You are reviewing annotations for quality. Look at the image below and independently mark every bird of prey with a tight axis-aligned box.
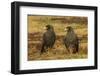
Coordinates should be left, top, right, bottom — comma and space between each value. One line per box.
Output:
41, 25, 56, 54
63, 26, 79, 54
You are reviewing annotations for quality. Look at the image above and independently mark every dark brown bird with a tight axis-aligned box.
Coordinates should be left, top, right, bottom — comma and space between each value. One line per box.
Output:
63, 26, 79, 54
41, 25, 56, 54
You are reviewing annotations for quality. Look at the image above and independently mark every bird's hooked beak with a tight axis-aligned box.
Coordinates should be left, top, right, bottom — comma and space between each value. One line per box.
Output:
43, 26, 47, 33
64, 27, 67, 31
43, 26, 47, 30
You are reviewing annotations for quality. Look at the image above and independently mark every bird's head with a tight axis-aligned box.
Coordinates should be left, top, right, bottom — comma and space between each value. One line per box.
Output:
64, 26, 73, 32
44, 25, 54, 31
